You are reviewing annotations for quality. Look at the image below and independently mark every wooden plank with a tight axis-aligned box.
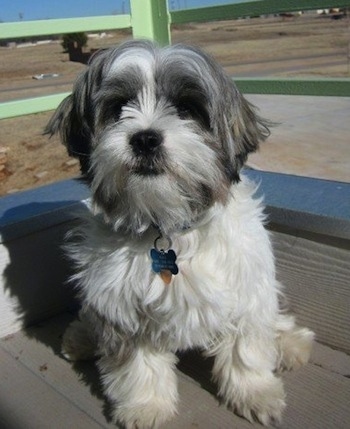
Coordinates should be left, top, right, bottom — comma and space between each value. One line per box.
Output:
270, 227, 350, 353
1, 314, 248, 429
282, 364, 350, 428
0, 223, 77, 337
1, 316, 115, 428
236, 78, 350, 97
310, 342, 350, 376
130, 0, 170, 46
0, 15, 131, 39
0, 181, 89, 337
2, 78, 350, 120
246, 169, 350, 240
170, 0, 350, 24
2, 313, 349, 429
0, 93, 71, 120
0, 178, 90, 243
0, 347, 109, 429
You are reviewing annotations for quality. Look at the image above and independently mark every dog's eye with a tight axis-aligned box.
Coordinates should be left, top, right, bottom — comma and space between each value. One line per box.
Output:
176, 101, 193, 118
176, 99, 210, 129
114, 101, 127, 120
100, 98, 130, 123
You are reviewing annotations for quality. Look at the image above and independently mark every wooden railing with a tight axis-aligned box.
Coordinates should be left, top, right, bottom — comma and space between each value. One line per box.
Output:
0, 0, 350, 119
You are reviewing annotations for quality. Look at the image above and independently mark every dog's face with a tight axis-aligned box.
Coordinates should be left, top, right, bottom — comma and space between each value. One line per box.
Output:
46, 40, 269, 235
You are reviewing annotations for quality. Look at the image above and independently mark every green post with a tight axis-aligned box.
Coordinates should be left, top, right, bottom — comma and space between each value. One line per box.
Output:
130, 0, 171, 45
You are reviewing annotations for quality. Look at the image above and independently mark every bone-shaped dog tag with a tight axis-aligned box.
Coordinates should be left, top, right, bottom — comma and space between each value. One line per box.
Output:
151, 236, 178, 285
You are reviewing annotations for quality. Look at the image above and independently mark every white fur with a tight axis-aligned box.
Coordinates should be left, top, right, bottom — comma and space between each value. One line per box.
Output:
64, 177, 314, 427
49, 41, 315, 429
69, 179, 272, 346
99, 347, 178, 428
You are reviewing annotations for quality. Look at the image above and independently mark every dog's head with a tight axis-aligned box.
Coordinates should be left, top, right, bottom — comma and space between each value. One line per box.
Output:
46, 40, 269, 234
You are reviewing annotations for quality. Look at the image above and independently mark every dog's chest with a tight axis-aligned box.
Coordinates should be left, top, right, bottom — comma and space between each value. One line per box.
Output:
150, 242, 235, 348
79, 229, 236, 350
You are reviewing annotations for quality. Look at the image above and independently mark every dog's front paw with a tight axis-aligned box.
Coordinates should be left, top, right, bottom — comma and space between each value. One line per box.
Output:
112, 398, 177, 429
100, 349, 178, 428
225, 373, 286, 426
277, 326, 314, 372
62, 319, 96, 361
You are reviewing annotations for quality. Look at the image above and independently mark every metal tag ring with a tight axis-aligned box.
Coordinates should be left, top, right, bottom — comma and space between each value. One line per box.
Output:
154, 235, 172, 252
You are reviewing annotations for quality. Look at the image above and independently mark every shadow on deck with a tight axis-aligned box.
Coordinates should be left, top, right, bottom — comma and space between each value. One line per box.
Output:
1, 311, 350, 429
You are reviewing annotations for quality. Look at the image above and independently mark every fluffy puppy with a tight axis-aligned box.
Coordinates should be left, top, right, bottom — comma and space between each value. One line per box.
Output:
46, 40, 314, 428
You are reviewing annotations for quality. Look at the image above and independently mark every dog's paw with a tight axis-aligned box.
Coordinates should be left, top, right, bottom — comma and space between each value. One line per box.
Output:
277, 326, 315, 372
112, 398, 177, 429
61, 319, 96, 361
100, 348, 178, 428
226, 374, 286, 426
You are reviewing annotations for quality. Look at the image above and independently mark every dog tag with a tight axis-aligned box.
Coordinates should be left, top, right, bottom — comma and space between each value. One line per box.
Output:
151, 236, 179, 285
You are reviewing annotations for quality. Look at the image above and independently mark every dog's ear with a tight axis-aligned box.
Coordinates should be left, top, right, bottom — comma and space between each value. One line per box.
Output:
220, 84, 271, 182
44, 70, 93, 177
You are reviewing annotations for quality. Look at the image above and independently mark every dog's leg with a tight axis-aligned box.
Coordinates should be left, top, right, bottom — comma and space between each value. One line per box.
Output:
98, 346, 178, 429
210, 328, 286, 426
211, 313, 314, 426
61, 316, 97, 361
275, 313, 314, 372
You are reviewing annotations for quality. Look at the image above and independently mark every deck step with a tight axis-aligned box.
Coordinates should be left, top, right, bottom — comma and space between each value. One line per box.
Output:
1, 313, 349, 429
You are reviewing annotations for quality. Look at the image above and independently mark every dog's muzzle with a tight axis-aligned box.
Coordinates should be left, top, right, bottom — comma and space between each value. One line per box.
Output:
130, 130, 163, 156
129, 129, 165, 175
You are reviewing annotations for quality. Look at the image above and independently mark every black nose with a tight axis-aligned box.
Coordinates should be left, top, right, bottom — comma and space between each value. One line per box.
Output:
130, 130, 163, 156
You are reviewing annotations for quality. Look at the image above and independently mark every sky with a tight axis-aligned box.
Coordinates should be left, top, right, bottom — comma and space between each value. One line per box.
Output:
1, 0, 245, 23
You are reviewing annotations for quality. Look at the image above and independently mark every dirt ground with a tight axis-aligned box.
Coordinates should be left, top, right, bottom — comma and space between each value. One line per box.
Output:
0, 13, 349, 195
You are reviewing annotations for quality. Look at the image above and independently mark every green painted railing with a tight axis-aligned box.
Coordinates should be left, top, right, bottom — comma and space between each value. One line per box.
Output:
171, 0, 350, 23
0, 15, 132, 39
0, 0, 350, 120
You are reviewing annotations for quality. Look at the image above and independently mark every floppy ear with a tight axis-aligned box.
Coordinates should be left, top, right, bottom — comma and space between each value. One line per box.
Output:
232, 94, 271, 168
44, 71, 93, 177
218, 82, 271, 182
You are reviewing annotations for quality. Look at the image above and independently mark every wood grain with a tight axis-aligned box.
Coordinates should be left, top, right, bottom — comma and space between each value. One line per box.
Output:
270, 227, 350, 353
1, 313, 349, 429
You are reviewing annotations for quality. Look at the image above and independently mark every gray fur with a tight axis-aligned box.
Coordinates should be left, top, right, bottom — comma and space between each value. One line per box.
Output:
46, 40, 269, 181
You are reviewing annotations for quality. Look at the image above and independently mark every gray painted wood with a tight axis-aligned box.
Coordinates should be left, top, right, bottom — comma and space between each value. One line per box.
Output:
1, 313, 349, 429
270, 227, 350, 354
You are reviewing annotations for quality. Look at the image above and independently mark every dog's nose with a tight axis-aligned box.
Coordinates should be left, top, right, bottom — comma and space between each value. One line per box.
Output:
130, 130, 163, 156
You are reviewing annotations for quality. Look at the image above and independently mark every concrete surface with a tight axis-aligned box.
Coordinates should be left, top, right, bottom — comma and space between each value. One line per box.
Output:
246, 94, 350, 183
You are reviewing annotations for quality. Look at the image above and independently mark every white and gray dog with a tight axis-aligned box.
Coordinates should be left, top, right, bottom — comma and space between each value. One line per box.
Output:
46, 40, 314, 428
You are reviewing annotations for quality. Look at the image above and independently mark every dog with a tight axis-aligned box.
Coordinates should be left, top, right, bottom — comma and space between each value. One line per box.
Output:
46, 40, 314, 428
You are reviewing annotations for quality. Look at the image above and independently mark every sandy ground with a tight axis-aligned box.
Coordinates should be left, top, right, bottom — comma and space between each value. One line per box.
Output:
0, 13, 349, 195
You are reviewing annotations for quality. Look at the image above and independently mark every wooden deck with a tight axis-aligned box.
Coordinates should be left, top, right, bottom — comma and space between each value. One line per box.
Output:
1, 312, 349, 429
